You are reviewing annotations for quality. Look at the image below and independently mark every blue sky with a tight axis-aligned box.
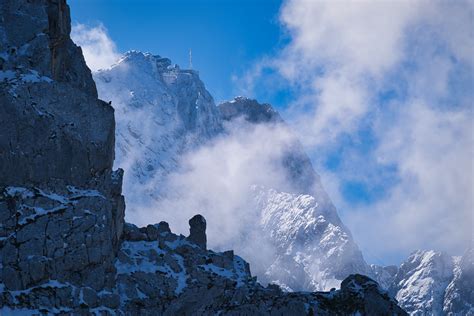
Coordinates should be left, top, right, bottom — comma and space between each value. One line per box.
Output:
70, 0, 473, 265
69, 0, 284, 104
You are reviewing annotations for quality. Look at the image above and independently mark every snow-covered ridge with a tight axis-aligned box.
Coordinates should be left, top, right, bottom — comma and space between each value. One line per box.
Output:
94, 50, 222, 203
254, 186, 371, 291
371, 248, 474, 315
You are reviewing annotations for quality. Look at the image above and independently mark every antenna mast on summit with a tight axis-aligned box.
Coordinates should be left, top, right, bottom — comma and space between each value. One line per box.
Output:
189, 49, 193, 69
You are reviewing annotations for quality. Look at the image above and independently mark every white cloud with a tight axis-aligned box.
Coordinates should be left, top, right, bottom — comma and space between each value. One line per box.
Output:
129, 120, 299, 242
344, 101, 473, 261
279, 0, 418, 77
241, 0, 474, 262
71, 23, 120, 72
120, 117, 304, 278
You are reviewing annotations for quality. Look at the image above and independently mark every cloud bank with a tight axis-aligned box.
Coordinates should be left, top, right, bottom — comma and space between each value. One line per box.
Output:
241, 0, 473, 263
71, 23, 120, 72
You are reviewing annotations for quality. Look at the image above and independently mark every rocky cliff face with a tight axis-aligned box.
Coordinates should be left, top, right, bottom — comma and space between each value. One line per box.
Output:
0, 0, 124, 312
0, 0, 113, 187
0, 0, 407, 315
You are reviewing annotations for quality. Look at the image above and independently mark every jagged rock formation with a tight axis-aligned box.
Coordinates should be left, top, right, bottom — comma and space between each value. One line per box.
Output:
0, 0, 408, 315
115, 219, 406, 315
219, 96, 283, 124
372, 249, 474, 315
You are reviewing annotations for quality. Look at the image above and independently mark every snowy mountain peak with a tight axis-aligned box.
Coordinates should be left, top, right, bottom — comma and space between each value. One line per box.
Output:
94, 51, 221, 198
219, 96, 282, 124
116, 50, 173, 71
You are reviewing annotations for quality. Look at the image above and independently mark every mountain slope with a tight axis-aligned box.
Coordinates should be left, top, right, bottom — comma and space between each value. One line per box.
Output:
218, 97, 372, 291
443, 247, 474, 315
254, 187, 371, 291
95, 57, 373, 293
372, 248, 474, 315
93, 51, 222, 205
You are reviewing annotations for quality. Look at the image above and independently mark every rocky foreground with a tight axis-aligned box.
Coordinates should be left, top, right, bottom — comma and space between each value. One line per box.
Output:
0, 0, 407, 314
0, 184, 405, 315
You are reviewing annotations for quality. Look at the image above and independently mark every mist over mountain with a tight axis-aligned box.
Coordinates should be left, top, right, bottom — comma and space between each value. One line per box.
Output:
93, 50, 473, 315
93, 53, 373, 293
1, 0, 472, 315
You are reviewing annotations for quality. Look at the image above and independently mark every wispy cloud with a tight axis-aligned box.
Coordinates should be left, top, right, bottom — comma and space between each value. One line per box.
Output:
240, 0, 474, 262
71, 23, 120, 72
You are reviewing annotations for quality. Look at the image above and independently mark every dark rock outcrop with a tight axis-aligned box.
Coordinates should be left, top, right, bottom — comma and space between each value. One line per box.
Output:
219, 96, 283, 124
113, 221, 407, 315
0, 0, 112, 188
187, 214, 207, 249
0, 0, 124, 312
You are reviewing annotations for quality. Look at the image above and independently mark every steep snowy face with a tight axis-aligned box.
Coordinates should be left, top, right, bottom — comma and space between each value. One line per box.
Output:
371, 248, 474, 316
218, 97, 371, 291
254, 187, 371, 291
93, 51, 222, 209
390, 250, 455, 315
443, 247, 474, 315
